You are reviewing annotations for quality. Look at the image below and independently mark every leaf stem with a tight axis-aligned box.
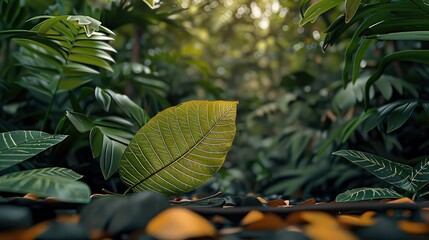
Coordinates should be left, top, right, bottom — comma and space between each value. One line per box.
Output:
40, 76, 62, 131
169, 191, 222, 203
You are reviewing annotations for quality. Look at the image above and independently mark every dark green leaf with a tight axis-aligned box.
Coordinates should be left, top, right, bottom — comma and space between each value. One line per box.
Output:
0, 167, 90, 203
105, 89, 148, 127
336, 187, 403, 202
368, 31, 429, 41
0, 131, 67, 171
65, 111, 94, 133
386, 101, 418, 133
364, 101, 403, 132
90, 127, 103, 159
333, 150, 413, 191
410, 158, 429, 191
100, 136, 127, 180
95, 87, 112, 112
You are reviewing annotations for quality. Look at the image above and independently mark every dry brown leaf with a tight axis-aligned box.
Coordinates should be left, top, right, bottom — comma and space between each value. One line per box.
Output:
145, 207, 217, 240
337, 211, 377, 227
387, 197, 415, 204
267, 199, 287, 207
298, 198, 317, 206
242, 212, 285, 231
398, 221, 429, 234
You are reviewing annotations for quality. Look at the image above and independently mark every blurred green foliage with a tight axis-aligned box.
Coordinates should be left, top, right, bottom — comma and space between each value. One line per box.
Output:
2, 0, 427, 200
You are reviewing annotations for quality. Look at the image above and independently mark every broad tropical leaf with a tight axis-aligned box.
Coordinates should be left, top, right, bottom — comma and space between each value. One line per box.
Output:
410, 158, 429, 191
0, 131, 67, 172
120, 100, 238, 195
336, 187, 403, 202
0, 167, 90, 203
333, 150, 413, 191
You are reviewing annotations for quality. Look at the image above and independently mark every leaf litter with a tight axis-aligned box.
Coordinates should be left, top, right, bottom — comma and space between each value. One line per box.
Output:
0, 191, 428, 239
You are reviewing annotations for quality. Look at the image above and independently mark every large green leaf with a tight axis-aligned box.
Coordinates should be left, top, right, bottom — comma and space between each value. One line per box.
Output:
410, 158, 429, 191
333, 150, 413, 191
120, 100, 238, 195
0, 131, 67, 172
336, 187, 403, 202
0, 167, 90, 203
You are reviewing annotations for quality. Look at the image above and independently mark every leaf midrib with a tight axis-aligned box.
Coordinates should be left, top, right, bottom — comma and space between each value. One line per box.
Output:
129, 103, 235, 191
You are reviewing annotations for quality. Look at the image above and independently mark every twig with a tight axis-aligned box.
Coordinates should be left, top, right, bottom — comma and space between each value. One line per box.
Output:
169, 191, 222, 204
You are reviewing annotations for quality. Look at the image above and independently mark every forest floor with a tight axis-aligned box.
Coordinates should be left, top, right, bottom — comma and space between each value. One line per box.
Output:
1, 192, 429, 239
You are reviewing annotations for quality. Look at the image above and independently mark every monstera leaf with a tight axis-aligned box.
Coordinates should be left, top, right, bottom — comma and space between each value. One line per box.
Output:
0, 131, 67, 172
120, 100, 238, 195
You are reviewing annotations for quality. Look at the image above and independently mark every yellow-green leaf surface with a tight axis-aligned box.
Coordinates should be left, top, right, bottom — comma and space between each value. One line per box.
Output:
345, 0, 361, 23
120, 100, 238, 195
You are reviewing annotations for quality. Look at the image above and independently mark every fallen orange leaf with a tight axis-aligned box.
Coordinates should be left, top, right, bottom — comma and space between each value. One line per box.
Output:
387, 197, 415, 204
241, 211, 285, 231
241, 210, 264, 226
422, 209, 429, 223
256, 197, 268, 204
23, 193, 39, 201
145, 207, 217, 240
287, 211, 359, 240
0, 221, 50, 240
305, 225, 359, 240
56, 214, 80, 223
286, 211, 339, 228
398, 221, 429, 234
338, 215, 376, 227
